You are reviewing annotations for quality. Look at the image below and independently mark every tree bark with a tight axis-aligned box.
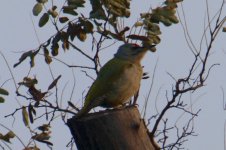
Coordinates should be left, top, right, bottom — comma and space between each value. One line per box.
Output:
67, 106, 159, 150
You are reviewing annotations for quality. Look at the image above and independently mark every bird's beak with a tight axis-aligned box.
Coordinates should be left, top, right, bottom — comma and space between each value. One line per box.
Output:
141, 44, 156, 52
132, 46, 148, 55
135, 45, 156, 53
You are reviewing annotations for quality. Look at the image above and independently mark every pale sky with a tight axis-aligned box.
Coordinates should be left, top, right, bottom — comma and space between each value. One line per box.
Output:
1, 0, 226, 150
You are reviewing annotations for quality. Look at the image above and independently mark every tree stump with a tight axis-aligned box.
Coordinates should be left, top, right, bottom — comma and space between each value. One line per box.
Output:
67, 106, 159, 150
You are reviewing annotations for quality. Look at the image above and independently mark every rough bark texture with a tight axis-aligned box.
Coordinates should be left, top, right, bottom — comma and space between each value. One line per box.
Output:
67, 106, 159, 150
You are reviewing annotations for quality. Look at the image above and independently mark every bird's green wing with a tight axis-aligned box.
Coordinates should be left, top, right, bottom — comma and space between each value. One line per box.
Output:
84, 58, 132, 108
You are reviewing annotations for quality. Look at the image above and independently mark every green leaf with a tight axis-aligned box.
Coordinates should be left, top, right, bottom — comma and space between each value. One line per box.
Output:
30, 55, 35, 67
77, 30, 87, 41
59, 17, 69, 23
39, 13, 49, 27
165, 0, 183, 7
48, 75, 61, 90
134, 21, 143, 27
33, 3, 43, 16
62, 40, 70, 50
32, 132, 51, 141
14, 50, 33, 67
38, 124, 50, 132
52, 32, 61, 44
101, 0, 131, 18
22, 106, 29, 127
18, 77, 38, 88
83, 21, 94, 33
152, 36, 161, 44
28, 104, 35, 124
63, 7, 78, 16
43, 48, 52, 64
68, 0, 85, 8
89, 0, 107, 20
48, 9, 58, 18
5, 131, 15, 139
160, 17, 172, 26
168, 15, 179, 24
0, 88, 9, 95
67, 23, 79, 41
0, 97, 5, 103
51, 43, 59, 56
143, 21, 161, 35
1, 131, 15, 143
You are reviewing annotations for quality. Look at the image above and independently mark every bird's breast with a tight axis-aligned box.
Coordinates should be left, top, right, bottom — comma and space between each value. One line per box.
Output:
102, 63, 143, 107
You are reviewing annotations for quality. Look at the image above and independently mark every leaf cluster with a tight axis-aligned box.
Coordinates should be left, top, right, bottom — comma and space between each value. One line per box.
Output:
0, 131, 15, 143
14, 0, 183, 68
33, 0, 86, 27
32, 124, 52, 146
134, 0, 183, 46
17, 76, 62, 148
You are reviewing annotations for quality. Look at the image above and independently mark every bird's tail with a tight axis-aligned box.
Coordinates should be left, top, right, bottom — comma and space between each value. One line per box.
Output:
75, 96, 105, 118
75, 106, 92, 118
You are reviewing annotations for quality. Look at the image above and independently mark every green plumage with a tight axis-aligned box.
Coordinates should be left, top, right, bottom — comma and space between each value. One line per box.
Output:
76, 43, 148, 117
85, 58, 135, 107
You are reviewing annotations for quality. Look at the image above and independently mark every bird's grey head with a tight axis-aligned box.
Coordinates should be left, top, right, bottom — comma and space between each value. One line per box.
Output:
114, 43, 148, 63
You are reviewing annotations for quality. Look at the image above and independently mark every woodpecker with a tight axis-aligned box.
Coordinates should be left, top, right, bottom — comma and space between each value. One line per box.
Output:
76, 43, 152, 117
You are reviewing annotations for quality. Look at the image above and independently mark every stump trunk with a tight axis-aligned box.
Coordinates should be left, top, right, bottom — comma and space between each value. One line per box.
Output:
67, 106, 159, 150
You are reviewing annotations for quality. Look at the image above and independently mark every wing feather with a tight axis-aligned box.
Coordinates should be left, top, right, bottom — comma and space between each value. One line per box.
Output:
84, 58, 131, 107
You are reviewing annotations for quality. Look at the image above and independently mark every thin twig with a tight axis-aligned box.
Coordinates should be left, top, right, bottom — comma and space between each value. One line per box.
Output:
0, 51, 17, 90
143, 57, 159, 118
